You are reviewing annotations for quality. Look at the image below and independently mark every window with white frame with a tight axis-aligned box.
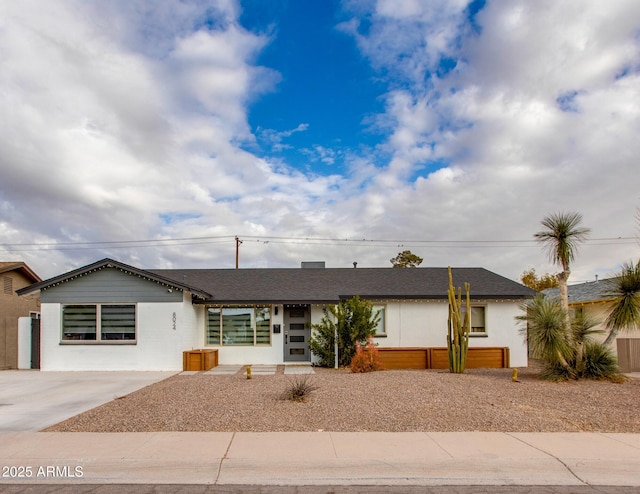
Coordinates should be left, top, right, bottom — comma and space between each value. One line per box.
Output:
461, 305, 486, 334
373, 305, 386, 336
62, 304, 136, 342
206, 306, 271, 346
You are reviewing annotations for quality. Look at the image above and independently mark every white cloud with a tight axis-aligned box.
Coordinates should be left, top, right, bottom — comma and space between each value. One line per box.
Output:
0, 0, 638, 286
334, 0, 640, 280
258, 123, 309, 151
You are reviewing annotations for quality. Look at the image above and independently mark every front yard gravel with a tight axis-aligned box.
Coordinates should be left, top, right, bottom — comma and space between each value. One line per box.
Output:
45, 367, 640, 433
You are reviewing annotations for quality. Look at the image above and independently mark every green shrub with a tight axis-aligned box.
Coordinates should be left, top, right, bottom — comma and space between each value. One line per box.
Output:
539, 361, 576, 381
538, 342, 624, 382
581, 342, 625, 382
310, 296, 380, 368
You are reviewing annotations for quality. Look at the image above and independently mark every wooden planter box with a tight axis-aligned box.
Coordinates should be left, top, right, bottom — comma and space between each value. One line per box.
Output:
377, 347, 510, 370
428, 347, 510, 369
183, 349, 218, 371
377, 348, 429, 369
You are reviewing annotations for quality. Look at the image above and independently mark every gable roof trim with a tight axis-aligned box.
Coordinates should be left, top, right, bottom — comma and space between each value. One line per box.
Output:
17, 258, 212, 299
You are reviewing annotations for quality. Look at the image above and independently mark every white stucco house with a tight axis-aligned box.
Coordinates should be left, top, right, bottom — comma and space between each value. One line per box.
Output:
17, 258, 534, 371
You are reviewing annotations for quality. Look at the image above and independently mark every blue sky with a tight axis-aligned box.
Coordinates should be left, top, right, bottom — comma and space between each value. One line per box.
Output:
0, 0, 639, 281
241, 0, 386, 174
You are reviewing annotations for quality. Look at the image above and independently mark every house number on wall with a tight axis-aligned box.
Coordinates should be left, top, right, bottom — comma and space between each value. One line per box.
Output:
172, 312, 177, 330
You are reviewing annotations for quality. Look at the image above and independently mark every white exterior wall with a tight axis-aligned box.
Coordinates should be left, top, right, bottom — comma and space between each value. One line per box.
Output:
39, 293, 201, 371
374, 300, 528, 367
17, 316, 31, 369
39, 296, 527, 370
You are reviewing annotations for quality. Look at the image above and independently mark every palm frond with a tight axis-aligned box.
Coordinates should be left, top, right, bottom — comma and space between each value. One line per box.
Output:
571, 309, 603, 345
604, 259, 640, 332
534, 212, 590, 268
518, 294, 573, 363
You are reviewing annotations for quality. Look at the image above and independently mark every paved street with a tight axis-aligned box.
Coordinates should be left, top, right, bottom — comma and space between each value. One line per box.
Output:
1, 485, 640, 493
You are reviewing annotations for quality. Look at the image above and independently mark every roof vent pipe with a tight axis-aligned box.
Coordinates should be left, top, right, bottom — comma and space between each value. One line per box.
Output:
595, 274, 598, 282
353, 262, 357, 268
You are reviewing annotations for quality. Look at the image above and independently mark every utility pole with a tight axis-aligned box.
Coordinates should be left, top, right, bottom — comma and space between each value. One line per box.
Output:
235, 236, 242, 269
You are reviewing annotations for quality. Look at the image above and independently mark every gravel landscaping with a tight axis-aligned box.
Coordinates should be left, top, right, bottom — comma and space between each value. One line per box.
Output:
45, 365, 640, 433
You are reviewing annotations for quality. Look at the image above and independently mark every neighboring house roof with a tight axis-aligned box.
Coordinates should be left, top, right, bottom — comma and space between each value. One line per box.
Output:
17, 258, 534, 304
543, 278, 616, 304
0, 262, 42, 284
16, 258, 212, 299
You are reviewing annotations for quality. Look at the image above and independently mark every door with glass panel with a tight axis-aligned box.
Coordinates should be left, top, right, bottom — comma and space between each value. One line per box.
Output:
283, 306, 310, 362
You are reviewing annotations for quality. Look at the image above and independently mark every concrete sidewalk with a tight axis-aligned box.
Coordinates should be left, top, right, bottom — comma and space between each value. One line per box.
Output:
1, 431, 639, 486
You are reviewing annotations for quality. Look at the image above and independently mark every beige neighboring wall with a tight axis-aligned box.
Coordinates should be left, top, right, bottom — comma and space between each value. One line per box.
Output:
0, 263, 41, 369
576, 301, 640, 346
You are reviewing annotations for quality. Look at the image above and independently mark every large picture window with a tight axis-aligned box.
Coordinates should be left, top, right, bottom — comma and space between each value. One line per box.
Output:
206, 306, 271, 346
62, 304, 136, 342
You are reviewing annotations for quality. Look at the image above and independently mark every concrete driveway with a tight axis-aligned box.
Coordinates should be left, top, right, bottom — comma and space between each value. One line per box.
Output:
0, 370, 175, 432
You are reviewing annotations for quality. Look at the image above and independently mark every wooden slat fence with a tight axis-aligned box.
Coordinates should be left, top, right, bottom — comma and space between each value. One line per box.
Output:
377, 347, 510, 370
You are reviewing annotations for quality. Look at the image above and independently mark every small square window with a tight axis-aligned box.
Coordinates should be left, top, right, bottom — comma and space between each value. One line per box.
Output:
462, 306, 486, 334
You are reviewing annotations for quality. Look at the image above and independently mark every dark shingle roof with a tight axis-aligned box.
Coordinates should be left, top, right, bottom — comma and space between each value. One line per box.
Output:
150, 266, 534, 304
543, 278, 616, 304
17, 258, 534, 303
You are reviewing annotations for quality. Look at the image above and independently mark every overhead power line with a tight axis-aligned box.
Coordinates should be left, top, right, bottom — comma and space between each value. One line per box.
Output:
0, 234, 635, 253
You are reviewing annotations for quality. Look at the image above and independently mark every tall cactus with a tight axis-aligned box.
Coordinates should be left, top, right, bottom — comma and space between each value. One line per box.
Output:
447, 266, 471, 373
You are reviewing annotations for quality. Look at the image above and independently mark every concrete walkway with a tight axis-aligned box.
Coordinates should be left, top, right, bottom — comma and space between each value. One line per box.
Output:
0, 370, 176, 432
1, 431, 639, 486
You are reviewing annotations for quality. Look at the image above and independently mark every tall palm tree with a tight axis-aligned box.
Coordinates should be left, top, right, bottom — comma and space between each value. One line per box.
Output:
534, 212, 590, 366
603, 259, 640, 346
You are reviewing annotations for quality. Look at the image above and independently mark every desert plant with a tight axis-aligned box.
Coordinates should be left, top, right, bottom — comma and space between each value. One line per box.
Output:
309, 296, 380, 368
350, 337, 383, 373
446, 266, 471, 374
534, 211, 590, 368
603, 259, 640, 346
518, 295, 622, 381
582, 341, 624, 381
279, 375, 319, 402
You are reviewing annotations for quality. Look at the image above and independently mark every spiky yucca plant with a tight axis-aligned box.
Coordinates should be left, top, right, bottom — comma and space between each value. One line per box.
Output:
518, 295, 622, 381
603, 259, 640, 346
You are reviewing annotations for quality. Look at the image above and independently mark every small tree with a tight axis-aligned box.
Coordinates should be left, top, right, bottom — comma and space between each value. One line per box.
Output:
534, 212, 590, 371
520, 268, 559, 291
309, 296, 380, 368
390, 250, 423, 268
